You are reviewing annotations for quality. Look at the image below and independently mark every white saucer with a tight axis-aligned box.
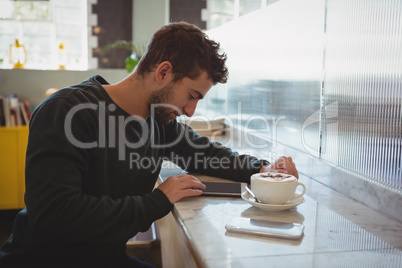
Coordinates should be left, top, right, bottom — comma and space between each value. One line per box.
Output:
241, 191, 306, 212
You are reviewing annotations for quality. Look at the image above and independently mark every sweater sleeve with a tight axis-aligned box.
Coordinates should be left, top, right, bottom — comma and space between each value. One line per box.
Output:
163, 121, 269, 183
25, 97, 172, 244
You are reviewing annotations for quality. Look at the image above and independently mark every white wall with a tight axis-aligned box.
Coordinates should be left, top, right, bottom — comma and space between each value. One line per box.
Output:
132, 0, 170, 44
0, 69, 127, 107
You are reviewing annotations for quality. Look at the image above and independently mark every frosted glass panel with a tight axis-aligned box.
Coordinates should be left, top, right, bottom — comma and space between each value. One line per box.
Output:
204, 0, 402, 193
205, 0, 325, 155
322, 0, 402, 190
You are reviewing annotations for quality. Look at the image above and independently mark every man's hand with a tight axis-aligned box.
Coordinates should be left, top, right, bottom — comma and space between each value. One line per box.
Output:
157, 174, 206, 204
259, 156, 299, 179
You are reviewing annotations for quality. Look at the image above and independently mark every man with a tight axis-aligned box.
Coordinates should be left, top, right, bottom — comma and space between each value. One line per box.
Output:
0, 22, 298, 267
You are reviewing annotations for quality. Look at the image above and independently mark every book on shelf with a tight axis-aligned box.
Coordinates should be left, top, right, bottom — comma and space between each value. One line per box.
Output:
179, 116, 226, 137
19, 102, 29, 125
0, 96, 5, 126
0, 94, 33, 127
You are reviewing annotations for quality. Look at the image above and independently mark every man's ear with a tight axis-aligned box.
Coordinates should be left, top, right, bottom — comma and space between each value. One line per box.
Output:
155, 61, 173, 85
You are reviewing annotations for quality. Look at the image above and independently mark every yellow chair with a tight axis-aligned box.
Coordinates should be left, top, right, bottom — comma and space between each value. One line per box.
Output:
0, 126, 28, 209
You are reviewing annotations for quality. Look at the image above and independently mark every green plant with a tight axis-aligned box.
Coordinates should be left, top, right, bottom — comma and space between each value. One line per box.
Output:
102, 40, 147, 73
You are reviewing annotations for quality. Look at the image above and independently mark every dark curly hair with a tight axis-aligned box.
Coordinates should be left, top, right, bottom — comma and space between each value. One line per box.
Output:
136, 22, 228, 85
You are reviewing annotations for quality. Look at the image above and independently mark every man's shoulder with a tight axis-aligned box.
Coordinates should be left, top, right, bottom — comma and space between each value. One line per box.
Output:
39, 76, 108, 108
55, 75, 107, 100
29, 76, 110, 125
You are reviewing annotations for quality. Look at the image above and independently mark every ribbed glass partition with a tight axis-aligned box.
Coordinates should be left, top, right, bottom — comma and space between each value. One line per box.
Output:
203, 0, 402, 193
322, 0, 402, 190
204, 0, 325, 156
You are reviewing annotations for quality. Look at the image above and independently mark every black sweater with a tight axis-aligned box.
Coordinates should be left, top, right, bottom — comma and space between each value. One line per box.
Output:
0, 75, 268, 267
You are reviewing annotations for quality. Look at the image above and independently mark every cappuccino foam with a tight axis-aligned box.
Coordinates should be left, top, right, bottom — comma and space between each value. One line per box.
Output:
252, 172, 296, 183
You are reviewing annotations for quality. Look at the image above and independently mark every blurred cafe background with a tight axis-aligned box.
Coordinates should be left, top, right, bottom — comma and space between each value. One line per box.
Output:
0, 0, 401, 266
0, 0, 400, 221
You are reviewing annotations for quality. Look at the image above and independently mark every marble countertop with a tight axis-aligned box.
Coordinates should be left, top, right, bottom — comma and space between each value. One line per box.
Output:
159, 162, 402, 268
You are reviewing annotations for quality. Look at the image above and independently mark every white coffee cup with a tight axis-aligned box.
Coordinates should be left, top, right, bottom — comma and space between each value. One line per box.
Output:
250, 172, 306, 204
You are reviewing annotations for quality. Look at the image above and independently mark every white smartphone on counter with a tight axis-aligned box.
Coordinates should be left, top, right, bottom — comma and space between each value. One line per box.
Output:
225, 217, 304, 240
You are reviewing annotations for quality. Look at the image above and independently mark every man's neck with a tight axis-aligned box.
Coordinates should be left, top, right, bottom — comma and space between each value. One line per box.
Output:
103, 73, 151, 119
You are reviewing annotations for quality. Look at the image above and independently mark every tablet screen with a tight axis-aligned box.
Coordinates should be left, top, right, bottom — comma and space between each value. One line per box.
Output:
201, 181, 244, 196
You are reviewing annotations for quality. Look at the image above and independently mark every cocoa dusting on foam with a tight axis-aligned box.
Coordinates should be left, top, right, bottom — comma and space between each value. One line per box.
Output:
260, 173, 292, 178
255, 173, 295, 182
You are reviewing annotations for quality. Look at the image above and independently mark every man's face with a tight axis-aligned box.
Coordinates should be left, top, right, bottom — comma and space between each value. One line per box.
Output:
149, 71, 213, 124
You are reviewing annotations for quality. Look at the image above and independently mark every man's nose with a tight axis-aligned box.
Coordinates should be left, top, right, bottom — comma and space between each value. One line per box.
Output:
183, 101, 197, 117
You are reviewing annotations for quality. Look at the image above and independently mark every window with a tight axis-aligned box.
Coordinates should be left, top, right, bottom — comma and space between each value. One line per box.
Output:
205, 0, 280, 29
0, 0, 89, 70
203, 0, 402, 191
